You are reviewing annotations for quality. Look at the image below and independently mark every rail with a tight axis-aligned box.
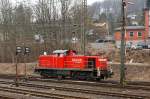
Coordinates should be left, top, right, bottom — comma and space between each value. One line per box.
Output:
0, 83, 88, 99
0, 80, 149, 99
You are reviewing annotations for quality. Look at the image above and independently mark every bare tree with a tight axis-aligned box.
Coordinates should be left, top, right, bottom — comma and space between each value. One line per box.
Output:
0, 0, 15, 62
0, 0, 89, 62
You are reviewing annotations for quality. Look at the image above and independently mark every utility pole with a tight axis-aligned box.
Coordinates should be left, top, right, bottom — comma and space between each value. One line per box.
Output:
15, 54, 19, 87
120, 0, 126, 87
15, 46, 22, 87
22, 43, 26, 80
40, 0, 47, 52
81, 0, 87, 55
61, 0, 68, 48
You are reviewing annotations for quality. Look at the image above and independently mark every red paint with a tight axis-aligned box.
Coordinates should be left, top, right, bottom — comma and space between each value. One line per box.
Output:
96, 58, 108, 70
64, 56, 86, 69
38, 50, 108, 70
39, 55, 64, 68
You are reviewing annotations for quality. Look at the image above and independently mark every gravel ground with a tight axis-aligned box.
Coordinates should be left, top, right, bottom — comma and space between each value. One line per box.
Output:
0, 78, 150, 99
27, 80, 150, 96
0, 63, 36, 75
0, 77, 149, 99
0, 91, 50, 99
108, 64, 150, 81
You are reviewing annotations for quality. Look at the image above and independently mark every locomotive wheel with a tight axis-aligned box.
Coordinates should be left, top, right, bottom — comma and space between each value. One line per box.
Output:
58, 75, 63, 80
86, 77, 92, 81
96, 78, 101, 81
40, 72, 48, 79
101, 75, 105, 79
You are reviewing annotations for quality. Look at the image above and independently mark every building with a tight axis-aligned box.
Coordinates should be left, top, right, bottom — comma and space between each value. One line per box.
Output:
114, 26, 146, 47
114, 1, 150, 47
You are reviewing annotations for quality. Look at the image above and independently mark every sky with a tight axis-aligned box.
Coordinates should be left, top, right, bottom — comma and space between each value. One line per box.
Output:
87, 0, 104, 5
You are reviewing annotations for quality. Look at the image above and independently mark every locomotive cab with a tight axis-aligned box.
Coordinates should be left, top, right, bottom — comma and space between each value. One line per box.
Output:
87, 58, 96, 69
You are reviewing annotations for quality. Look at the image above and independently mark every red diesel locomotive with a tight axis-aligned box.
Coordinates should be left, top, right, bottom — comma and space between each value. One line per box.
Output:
35, 50, 113, 80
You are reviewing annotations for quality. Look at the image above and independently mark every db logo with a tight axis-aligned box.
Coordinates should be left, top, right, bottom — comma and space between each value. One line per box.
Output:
72, 59, 82, 61
72, 59, 82, 63
99, 59, 107, 61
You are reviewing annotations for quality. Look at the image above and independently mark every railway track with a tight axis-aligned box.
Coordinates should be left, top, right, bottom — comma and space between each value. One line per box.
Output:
0, 95, 15, 99
0, 74, 150, 91
1, 74, 150, 87
0, 80, 149, 99
0, 83, 88, 99
0, 74, 150, 98
30, 78, 150, 91
20, 82, 150, 99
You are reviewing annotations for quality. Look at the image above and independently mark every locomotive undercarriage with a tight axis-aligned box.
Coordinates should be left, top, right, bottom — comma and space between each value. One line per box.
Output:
35, 68, 112, 80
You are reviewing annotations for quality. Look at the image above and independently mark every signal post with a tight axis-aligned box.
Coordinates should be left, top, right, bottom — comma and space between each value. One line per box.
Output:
15, 46, 22, 87
15, 46, 30, 87
24, 47, 31, 80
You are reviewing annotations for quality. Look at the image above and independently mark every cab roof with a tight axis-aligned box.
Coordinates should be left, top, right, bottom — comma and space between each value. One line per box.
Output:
53, 50, 68, 54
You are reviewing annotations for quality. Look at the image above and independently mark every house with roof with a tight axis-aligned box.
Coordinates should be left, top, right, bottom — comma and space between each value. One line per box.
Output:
114, 2, 150, 48
114, 26, 146, 48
